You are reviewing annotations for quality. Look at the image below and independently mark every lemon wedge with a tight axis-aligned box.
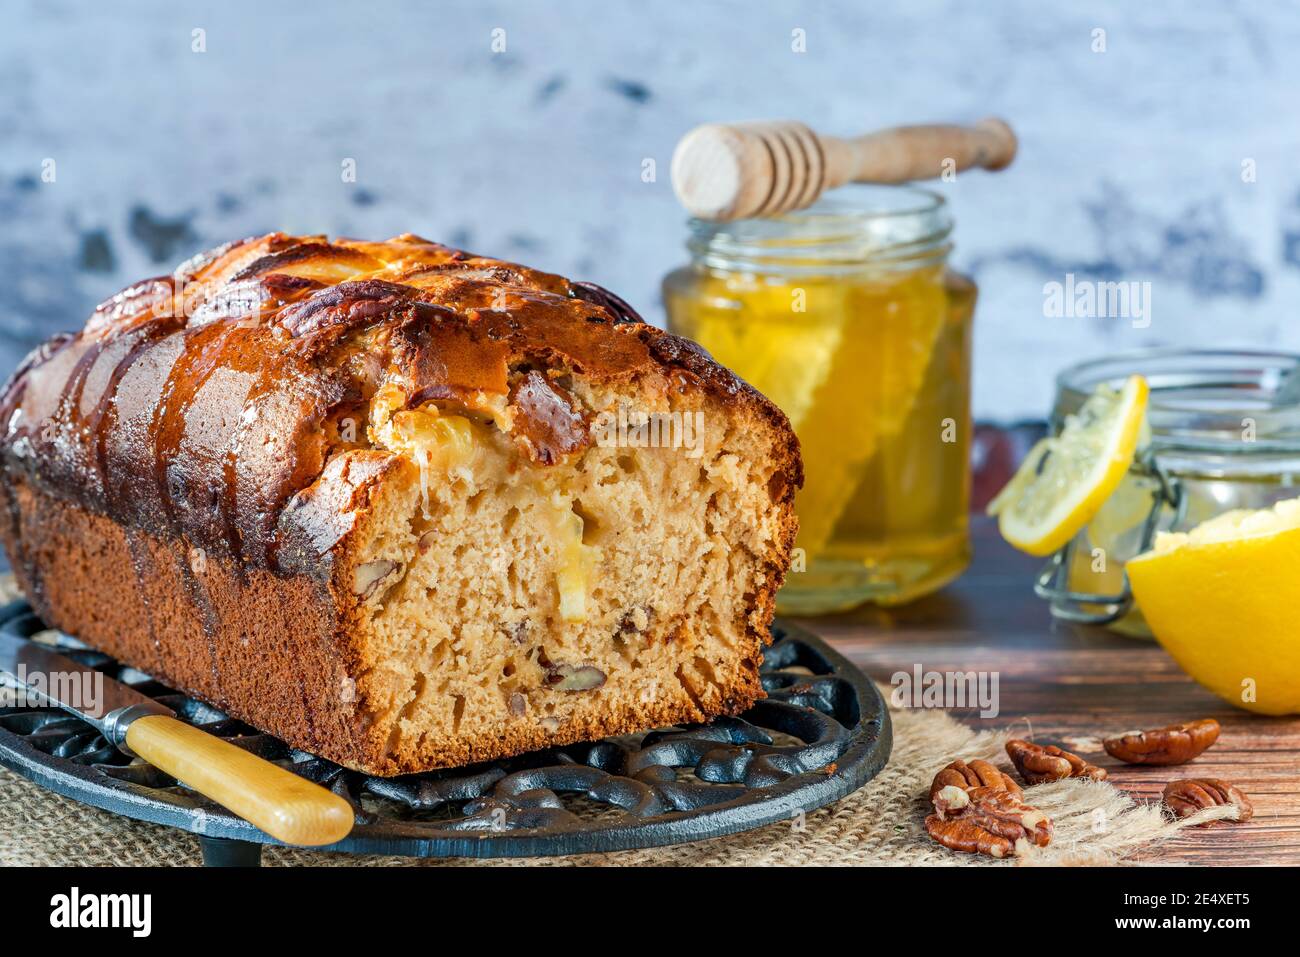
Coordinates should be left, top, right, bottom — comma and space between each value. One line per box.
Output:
674, 270, 948, 562
1127, 497, 1300, 715
988, 374, 1149, 557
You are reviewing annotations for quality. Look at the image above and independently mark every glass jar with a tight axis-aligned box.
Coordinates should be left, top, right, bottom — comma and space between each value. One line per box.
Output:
663, 185, 976, 614
1039, 349, 1300, 636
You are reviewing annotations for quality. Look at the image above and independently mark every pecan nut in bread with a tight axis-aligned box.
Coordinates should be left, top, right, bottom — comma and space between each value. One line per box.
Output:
0, 233, 802, 775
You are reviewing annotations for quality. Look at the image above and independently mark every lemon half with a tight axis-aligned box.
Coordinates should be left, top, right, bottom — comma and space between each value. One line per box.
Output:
988, 374, 1149, 557
1127, 498, 1300, 715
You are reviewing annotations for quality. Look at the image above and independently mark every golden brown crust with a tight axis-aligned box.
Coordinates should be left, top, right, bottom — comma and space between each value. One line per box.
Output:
0, 232, 800, 574
1, 478, 367, 764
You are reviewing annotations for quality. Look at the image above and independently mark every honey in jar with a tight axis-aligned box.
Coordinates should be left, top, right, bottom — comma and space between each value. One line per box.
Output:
663, 186, 975, 614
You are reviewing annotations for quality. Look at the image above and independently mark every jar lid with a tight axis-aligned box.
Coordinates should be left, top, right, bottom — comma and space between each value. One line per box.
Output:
686, 184, 953, 275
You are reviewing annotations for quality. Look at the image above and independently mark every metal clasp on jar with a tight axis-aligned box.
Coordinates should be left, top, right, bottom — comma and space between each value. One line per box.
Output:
1033, 449, 1185, 625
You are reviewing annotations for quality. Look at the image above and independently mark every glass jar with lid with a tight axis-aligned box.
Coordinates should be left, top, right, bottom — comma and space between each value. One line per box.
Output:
662, 185, 976, 614
1038, 349, 1300, 635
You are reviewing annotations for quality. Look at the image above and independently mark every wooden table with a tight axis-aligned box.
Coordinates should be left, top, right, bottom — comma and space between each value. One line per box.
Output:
796, 517, 1300, 865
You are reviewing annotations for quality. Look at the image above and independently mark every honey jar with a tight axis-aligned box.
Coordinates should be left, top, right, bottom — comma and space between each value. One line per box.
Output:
663, 185, 975, 613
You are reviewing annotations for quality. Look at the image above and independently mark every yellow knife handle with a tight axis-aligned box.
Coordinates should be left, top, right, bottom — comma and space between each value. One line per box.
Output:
124, 714, 354, 847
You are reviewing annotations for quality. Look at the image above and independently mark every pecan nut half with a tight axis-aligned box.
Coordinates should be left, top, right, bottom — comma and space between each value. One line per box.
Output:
544, 663, 607, 692
353, 559, 400, 599
1006, 739, 1108, 784
1103, 718, 1220, 766
1163, 778, 1253, 824
929, 758, 1021, 817
925, 786, 1054, 859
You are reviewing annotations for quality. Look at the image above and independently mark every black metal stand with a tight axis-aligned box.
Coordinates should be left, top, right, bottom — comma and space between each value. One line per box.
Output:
0, 599, 890, 860
199, 836, 263, 867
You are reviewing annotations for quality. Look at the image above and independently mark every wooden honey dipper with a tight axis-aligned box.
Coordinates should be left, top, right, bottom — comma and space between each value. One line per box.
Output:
671, 118, 1017, 221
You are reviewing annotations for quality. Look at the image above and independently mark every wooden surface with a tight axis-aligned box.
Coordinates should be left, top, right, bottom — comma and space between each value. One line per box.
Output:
795, 517, 1300, 865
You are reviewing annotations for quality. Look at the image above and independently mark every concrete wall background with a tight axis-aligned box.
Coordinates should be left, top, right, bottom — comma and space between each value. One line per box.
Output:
2, 0, 1297, 420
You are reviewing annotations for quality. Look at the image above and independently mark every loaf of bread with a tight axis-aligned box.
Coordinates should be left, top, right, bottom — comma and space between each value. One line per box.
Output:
0, 234, 801, 775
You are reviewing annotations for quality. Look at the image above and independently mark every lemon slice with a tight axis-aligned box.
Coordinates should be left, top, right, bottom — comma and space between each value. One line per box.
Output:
677, 276, 848, 431
988, 374, 1148, 557
789, 275, 947, 559
1127, 497, 1300, 715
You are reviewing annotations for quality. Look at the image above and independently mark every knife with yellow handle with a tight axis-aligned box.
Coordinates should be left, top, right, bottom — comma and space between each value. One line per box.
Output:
0, 628, 354, 847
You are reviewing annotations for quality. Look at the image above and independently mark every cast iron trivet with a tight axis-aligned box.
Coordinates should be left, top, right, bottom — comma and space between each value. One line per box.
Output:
0, 599, 890, 865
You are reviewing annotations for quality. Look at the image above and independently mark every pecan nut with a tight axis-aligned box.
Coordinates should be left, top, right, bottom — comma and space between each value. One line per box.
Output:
1006, 739, 1107, 784
544, 663, 607, 692
929, 758, 1020, 810
1103, 718, 1219, 765
925, 786, 1053, 859
1163, 778, 1253, 824
353, 559, 400, 599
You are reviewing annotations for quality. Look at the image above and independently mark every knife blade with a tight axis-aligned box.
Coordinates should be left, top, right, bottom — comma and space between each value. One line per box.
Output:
0, 628, 354, 846
0, 629, 173, 746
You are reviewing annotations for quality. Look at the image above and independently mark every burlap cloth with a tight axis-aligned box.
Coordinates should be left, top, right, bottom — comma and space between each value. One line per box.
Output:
0, 578, 1230, 866
1, 694, 1233, 867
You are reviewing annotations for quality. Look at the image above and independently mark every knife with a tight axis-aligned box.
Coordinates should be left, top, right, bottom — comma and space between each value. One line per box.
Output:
0, 629, 354, 847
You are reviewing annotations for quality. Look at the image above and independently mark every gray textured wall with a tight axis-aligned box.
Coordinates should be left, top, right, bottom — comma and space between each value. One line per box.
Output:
2, 0, 1296, 419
